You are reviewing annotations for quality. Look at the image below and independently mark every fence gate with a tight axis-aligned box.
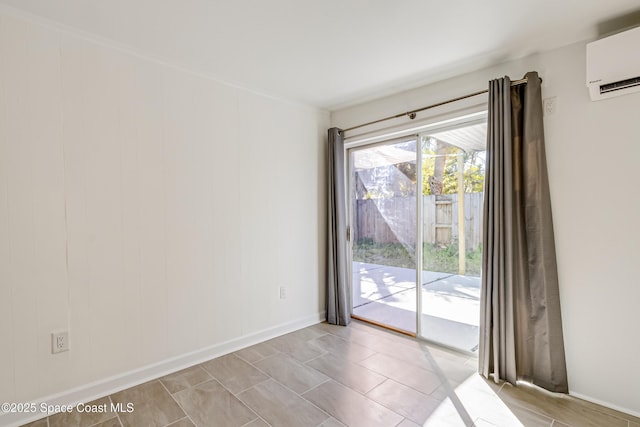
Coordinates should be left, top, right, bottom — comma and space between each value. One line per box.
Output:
434, 195, 453, 246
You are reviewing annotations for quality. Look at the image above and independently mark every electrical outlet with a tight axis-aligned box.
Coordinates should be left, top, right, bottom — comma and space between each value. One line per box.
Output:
279, 286, 287, 299
51, 331, 69, 354
543, 97, 557, 116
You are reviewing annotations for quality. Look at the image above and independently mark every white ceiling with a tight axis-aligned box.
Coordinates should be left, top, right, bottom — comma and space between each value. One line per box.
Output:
1, 0, 639, 110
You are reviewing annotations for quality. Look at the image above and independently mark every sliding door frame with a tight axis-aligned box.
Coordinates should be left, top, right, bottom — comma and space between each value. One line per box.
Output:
415, 134, 424, 337
346, 135, 420, 336
344, 109, 488, 354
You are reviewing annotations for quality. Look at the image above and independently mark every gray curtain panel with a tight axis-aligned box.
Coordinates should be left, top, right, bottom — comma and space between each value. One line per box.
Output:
327, 128, 350, 326
479, 72, 568, 393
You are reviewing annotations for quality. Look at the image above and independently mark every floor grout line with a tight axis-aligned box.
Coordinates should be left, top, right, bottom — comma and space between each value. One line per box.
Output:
236, 358, 338, 425
297, 355, 416, 424
157, 378, 198, 427
232, 377, 273, 397
238, 414, 268, 427
233, 345, 283, 365
107, 395, 124, 427
235, 377, 336, 426
360, 384, 430, 426
354, 355, 450, 399
302, 351, 330, 365
161, 364, 215, 392
301, 378, 333, 395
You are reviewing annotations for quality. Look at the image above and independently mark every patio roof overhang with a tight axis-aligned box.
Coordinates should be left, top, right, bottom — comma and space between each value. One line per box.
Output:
354, 122, 487, 171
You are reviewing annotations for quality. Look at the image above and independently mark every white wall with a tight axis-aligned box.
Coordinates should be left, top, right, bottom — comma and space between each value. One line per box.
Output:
0, 9, 328, 410
332, 43, 640, 416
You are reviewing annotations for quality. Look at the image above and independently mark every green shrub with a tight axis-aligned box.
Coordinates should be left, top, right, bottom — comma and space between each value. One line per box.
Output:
352, 241, 482, 276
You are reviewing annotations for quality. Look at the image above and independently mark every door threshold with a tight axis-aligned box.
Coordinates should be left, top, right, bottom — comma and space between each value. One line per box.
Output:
351, 315, 478, 358
351, 314, 416, 337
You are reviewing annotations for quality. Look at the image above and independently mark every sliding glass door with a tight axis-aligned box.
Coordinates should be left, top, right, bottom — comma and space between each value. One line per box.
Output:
417, 126, 486, 352
348, 119, 486, 352
349, 137, 418, 334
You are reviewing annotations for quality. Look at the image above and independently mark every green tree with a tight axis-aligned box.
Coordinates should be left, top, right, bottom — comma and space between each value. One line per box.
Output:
421, 137, 485, 195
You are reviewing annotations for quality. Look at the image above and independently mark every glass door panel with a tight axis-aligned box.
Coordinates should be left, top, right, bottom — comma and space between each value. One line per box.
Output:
418, 125, 486, 353
349, 138, 417, 334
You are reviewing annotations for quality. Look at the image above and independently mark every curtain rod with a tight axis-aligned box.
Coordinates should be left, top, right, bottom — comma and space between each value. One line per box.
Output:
342, 77, 534, 133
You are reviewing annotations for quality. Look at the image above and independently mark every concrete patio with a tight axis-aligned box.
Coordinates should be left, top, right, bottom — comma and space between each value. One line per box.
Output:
352, 262, 480, 352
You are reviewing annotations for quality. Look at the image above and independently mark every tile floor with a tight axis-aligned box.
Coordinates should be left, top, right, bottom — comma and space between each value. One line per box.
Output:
21, 320, 640, 427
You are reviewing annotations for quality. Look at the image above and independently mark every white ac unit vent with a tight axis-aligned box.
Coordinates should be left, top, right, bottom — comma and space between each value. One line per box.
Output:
586, 26, 640, 101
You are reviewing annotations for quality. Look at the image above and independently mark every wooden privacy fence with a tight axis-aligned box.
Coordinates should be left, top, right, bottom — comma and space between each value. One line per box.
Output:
354, 193, 484, 251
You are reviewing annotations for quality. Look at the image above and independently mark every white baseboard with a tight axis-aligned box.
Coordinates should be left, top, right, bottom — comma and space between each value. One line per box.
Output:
0, 311, 326, 427
569, 391, 640, 419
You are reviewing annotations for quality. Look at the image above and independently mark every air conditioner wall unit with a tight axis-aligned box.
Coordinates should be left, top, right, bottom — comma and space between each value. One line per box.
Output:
586, 26, 640, 101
